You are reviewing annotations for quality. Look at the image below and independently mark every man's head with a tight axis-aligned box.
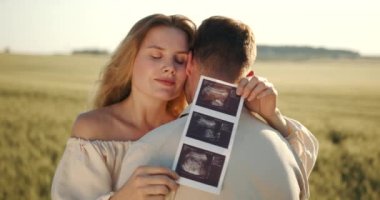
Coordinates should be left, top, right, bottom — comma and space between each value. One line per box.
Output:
185, 16, 256, 103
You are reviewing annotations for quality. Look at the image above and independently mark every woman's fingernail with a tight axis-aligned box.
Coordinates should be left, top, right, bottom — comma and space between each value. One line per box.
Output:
246, 70, 254, 77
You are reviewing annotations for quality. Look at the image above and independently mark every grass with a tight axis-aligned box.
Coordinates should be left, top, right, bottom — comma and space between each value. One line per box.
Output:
255, 59, 380, 199
1, 54, 379, 199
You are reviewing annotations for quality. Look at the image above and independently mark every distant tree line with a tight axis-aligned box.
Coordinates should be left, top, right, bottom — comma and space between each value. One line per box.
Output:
256, 45, 361, 60
3, 47, 11, 54
69, 46, 361, 59
72, 48, 109, 55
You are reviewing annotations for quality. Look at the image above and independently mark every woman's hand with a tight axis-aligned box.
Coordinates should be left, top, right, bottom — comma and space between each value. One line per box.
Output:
236, 72, 290, 137
236, 73, 278, 120
111, 166, 179, 200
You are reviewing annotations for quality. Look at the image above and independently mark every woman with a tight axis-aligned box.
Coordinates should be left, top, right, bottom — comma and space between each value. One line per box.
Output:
52, 14, 195, 200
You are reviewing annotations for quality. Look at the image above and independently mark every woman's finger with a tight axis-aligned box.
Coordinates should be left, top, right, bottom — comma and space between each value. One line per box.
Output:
142, 185, 171, 196
138, 174, 179, 191
241, 76, 259, 98
257, 87, 277, 99
134, 166, 179, 180
247, 82, 266, 101
236, 78, 249, 96
146, 195, 166, 200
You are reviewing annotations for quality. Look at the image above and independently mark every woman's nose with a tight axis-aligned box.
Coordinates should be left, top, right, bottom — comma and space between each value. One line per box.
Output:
162, 60, 176, 74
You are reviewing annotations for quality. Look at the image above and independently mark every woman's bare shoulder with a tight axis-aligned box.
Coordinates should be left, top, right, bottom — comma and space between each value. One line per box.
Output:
71, 108, 111, 140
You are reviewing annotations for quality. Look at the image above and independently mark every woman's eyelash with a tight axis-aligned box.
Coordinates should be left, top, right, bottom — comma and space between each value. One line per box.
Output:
150, 53, 186, 64
175, 58, 185, 64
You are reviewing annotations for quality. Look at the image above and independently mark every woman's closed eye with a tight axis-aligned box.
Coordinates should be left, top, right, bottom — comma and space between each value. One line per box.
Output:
151, 53, 162, 59
174, 55, 187, 65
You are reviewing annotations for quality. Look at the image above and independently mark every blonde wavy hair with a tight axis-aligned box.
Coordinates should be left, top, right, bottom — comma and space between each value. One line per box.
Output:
93, 14, 196, 117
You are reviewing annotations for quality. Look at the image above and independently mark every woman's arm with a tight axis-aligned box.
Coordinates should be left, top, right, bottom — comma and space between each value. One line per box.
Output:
236, 75, 319, 176
51, 139, 114, 200
283, 117, 319, 177
111, 166, 179, 200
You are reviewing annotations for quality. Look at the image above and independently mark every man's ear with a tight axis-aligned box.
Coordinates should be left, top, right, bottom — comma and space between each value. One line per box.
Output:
185, 52, 193, 76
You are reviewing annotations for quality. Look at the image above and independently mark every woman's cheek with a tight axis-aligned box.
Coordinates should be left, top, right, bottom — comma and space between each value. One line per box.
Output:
178, 68, 187, 85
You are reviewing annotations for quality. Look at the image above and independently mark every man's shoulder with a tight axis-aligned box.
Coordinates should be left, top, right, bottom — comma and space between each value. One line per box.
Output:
142, 116, 188, 143
236, 108, 292, 154
155, 116, 187, 132
238, 108, 281, 135
138, 116, 188, 167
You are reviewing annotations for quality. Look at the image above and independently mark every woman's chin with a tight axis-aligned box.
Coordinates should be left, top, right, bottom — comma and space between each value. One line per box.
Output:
151, 90, 182, 101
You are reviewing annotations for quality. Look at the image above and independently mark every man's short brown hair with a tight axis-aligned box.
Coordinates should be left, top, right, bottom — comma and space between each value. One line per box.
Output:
193, 16, 256, 82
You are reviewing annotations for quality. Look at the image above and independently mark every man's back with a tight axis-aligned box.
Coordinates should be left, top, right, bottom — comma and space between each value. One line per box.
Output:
132, 107, 308, 199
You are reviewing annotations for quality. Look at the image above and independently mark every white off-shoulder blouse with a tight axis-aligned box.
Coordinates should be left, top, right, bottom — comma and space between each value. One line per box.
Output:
51, 118, 318, 200
51, 139, 130, 199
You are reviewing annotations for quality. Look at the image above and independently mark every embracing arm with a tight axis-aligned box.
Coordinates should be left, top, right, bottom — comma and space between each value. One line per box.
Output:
283, 117, 319, 177
263, 109, 319, 176
236, 74, 319, 176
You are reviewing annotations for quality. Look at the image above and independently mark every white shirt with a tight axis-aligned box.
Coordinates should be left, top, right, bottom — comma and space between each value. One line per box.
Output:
51, 107, 318, 200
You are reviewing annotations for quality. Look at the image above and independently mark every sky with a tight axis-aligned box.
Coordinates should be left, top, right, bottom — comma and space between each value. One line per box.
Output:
0, 0, 379, 56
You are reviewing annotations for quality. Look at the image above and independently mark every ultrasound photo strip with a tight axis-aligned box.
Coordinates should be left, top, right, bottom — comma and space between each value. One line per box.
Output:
172, 76, 244, 194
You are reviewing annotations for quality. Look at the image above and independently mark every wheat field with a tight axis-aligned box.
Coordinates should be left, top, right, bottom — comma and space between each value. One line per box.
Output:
1, 53, 379, 199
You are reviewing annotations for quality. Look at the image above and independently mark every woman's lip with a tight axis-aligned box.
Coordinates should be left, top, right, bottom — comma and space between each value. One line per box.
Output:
155, 79, 176, 86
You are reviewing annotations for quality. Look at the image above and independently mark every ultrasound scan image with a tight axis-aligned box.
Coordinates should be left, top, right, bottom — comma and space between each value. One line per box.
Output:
176, 144, 226, 187
196, 79, 241, 116
186, 112, 233, 148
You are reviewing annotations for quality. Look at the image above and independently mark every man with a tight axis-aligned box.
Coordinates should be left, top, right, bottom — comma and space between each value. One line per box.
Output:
126, 16, 318, 199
